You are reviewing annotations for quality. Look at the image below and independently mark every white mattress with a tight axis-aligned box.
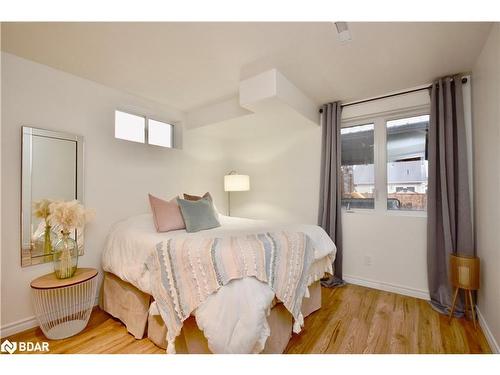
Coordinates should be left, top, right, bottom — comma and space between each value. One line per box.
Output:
102, 213, 336, 295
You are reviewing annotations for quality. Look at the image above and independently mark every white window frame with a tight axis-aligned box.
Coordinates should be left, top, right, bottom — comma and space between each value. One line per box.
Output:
341, 105, 430, 217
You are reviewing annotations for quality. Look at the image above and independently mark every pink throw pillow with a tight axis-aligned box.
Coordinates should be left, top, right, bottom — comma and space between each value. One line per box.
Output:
148, 194, 186, 232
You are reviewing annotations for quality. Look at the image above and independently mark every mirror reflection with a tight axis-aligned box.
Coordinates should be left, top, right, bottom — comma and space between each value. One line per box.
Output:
21, 127, 84, 267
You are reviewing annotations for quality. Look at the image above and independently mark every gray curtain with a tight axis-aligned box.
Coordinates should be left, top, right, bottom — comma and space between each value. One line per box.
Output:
318, 102, 344, 286
427, 75, 474, 315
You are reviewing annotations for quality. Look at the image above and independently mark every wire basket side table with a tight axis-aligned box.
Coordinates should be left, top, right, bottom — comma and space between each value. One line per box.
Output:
31, 268, 98, 339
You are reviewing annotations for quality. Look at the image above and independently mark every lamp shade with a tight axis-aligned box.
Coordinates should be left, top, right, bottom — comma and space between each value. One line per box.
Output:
224, 174, 250, 192
450, 254, 480, 290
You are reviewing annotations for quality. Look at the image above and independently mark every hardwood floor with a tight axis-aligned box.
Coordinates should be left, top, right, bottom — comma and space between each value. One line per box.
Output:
4, 284, 491, 354
285, 284, 490, 354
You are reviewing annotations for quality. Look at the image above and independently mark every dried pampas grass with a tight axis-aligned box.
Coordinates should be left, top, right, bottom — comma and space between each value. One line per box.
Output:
49, 200, 94, 234
33, 199, 53, 221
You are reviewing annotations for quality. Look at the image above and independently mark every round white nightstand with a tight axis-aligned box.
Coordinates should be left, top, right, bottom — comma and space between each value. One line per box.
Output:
30, 268, 98, 339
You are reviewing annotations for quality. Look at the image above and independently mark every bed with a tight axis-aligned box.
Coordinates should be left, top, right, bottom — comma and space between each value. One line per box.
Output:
101, 213, 336, 353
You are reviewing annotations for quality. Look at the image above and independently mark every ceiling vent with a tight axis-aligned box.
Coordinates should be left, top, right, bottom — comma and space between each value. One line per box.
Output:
334, 22, 352, 42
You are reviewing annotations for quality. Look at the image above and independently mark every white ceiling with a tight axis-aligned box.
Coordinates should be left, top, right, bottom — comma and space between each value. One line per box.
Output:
1, 22, 492, 112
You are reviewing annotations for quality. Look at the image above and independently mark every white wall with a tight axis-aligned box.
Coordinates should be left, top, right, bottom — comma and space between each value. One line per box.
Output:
218, 109, 322, 224
0, 52, 229, 335
340, 92, 431, 299
472, 23, 500, 353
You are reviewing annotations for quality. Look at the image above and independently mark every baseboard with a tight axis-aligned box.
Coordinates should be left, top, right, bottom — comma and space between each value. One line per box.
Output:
0, 316, 39, 338
343, 274, 430, 301
1, 296, 100, 338
476, 307, 500, 354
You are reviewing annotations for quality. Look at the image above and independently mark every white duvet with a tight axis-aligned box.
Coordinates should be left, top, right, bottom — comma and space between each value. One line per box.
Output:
102, 214, 336, 353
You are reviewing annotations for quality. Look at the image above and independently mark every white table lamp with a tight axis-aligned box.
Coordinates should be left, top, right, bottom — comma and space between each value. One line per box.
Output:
224, 171, 250, 216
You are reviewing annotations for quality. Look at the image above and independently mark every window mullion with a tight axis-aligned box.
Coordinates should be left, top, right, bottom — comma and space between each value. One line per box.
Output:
374, 117, 387, 212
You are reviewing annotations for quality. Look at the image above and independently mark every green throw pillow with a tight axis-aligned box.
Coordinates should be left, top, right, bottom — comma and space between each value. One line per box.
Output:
176, 196, 221, 233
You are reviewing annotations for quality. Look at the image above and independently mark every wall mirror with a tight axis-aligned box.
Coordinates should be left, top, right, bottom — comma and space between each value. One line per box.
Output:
21, 126, 85, 267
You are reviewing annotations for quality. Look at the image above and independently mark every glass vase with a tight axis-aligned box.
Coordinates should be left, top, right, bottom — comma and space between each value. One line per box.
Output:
53, 232, 78, 279
33, 224, 57, 261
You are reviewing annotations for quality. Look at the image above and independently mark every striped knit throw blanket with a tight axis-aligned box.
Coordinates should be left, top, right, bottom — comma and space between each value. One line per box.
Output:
148, 231, 315, 353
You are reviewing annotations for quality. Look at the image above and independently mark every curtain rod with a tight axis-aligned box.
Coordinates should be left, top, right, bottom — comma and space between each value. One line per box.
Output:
319, 77, 468, 113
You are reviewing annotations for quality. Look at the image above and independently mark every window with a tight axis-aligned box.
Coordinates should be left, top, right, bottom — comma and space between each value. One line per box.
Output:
340, 111, 430, 213
115, 110, 174, 148
386, 115, 429, 211
148, 119, 173, 148
341, 123, 375, 209
115, 110, 145, 143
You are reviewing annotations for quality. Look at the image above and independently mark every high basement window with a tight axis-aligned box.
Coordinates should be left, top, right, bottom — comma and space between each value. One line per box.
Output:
115, 110, 174, 148
148, 119, 174, 148
114, 110, 146, 143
